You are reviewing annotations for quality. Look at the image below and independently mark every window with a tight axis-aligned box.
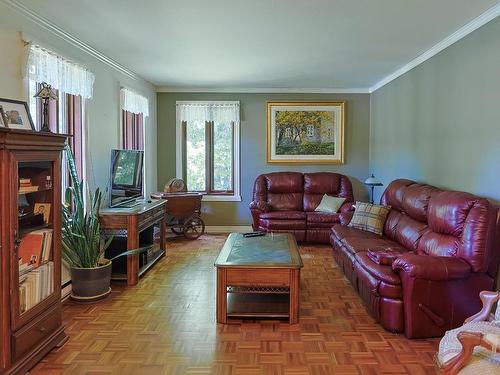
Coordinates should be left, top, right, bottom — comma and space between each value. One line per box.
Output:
306, 125, 314, 137
120, 87, 149, 195
26, 44, 94, 189
120, 87, 148, 152
28, 83, 85, 186
176, 101, 240, 201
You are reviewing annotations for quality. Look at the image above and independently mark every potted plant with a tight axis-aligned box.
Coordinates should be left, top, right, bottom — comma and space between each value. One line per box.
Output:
62, 146, 149, 301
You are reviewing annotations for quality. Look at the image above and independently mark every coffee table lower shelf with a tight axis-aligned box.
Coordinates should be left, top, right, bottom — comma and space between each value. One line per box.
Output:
226, 293, 290, 319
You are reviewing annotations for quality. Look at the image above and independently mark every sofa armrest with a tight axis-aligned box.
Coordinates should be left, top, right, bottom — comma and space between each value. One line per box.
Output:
338, 211, 354, 226
339, 201, 355, 213
249, 200, 270, 212
392, 253, 471, 281
249, 200, 270, 231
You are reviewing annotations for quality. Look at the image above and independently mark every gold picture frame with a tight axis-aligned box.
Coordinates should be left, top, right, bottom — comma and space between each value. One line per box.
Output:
0, 106, 7, 128
34, 203, 51, 224
267, 101, 345, 164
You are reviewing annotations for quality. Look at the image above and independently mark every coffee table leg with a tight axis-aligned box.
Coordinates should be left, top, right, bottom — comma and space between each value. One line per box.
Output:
289, 269, 300, 324
216, 268, 227, 324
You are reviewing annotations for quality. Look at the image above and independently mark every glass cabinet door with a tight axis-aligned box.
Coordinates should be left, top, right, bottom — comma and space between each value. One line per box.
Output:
16, 160, 56, 315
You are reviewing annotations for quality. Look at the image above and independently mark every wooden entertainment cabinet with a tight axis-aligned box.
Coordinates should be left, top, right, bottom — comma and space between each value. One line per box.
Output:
0, 129, 67, 374
99, 200, 167, 286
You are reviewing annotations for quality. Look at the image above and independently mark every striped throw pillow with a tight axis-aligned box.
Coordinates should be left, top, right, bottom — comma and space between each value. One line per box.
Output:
348, 202, 391, 235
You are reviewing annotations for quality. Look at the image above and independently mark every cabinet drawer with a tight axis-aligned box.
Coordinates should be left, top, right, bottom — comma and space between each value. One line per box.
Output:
226, 268, 290, 286
12, 304, 61, 361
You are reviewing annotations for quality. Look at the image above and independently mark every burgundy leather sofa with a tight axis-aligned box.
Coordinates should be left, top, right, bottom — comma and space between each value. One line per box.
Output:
330, 179, 500, 338
250, 172, 354, 243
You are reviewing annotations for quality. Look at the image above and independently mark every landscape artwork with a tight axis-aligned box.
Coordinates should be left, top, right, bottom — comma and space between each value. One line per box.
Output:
267, 102, 345, 163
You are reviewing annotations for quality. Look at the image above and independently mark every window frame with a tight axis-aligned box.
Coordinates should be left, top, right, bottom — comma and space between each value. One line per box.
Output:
176, 101, 241, 202
28, 79, 86, 194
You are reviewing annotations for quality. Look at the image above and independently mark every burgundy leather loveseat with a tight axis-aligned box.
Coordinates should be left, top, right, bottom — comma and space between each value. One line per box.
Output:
250, 172, 354, 243
330, 179, 500, 338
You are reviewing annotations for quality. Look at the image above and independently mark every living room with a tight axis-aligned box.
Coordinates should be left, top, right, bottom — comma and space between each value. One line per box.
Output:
1, 1, 500, 374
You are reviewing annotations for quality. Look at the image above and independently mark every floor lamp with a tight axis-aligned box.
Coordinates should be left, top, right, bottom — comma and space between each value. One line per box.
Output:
364, 174, 383, 204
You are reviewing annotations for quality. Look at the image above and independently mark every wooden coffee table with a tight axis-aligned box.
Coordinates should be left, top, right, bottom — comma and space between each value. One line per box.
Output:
214, 233, 303, 324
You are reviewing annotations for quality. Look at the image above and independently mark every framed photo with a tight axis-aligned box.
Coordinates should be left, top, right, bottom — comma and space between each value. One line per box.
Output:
0, 98, 35, 131
0, 106, 7, 128
267, 101, 345, 164
34, 203, 51, 224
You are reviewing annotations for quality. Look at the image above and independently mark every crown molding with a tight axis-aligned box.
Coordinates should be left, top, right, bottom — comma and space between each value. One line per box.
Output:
370, 3, 500, 93
1, 0, 144, 82
156, 87, 370, 94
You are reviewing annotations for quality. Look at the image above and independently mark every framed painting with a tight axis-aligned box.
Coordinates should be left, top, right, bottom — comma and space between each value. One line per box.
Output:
0, 106, 7, 128
0, 98, 35, 131
267, 101, 345, 164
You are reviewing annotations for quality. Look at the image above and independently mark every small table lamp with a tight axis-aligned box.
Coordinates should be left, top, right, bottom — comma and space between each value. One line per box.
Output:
364, 174, 383, 204
34, 82, 58, 132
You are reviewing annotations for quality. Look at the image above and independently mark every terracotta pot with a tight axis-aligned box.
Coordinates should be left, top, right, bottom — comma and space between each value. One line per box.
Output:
70, 259, 112, 302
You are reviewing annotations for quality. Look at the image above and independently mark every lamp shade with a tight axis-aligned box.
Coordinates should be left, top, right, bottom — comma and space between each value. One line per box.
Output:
364, 174, 383, 186
34, 82, 58, 100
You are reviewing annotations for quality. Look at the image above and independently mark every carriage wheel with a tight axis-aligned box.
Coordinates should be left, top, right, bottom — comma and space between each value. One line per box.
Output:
170, 227, 184, 235
183, 215, 205, 240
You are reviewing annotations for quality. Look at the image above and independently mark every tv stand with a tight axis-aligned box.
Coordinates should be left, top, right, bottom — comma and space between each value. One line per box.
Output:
115, 200, 140, 208
99, 199, 167, 285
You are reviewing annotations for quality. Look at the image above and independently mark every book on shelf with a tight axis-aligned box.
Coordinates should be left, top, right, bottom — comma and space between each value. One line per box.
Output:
19, 262, 54, 313
18, 229, 53, 268
19, 186, 39, 193
19, 178, 31, 186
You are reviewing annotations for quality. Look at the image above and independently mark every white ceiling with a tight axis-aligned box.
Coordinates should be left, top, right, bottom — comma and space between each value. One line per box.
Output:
16, 0, 500, 90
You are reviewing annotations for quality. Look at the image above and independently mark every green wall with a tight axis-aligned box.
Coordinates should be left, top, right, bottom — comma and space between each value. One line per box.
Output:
370, 16, 500, 204
157, 93, 370, 225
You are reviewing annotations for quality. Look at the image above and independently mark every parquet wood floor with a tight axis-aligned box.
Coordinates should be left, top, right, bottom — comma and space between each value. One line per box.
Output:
31, 235, 439, 375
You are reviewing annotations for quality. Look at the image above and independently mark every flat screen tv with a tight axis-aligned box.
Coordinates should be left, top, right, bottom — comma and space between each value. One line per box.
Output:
109, 149, 144, 207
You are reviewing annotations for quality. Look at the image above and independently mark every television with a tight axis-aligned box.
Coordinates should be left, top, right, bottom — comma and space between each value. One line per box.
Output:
109, 149, 144, 207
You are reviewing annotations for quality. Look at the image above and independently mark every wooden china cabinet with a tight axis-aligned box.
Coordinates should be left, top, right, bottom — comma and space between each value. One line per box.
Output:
0, 129, 67, 374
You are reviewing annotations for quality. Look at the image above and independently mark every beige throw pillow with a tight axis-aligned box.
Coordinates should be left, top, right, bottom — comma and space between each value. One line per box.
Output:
348, 201, 391, 235
315, 194, 346, 213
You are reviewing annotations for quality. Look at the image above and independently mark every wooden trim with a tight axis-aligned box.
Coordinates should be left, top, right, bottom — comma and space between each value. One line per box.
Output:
181, 121, 187, 181
205, 121, 212, 193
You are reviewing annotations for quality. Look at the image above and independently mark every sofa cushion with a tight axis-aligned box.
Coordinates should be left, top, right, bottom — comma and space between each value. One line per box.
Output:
260, 211, 306, 220
258, 218, 306, 230
354, 258, 403, 301
401, 184, 438, 222
331, 224, 382, 241
356, 252, 402, 286
303, 172, 353, 211
348, 202, 391, 235
267, 193, 304, 211
315, 194, 345, 213
265, 172, 304, 194
306, 212, 341, 223
341, 237, 406, 255
264, 172, 304, 211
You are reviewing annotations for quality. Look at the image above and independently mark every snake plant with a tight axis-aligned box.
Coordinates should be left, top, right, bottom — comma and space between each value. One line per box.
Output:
61, 145, 150, 268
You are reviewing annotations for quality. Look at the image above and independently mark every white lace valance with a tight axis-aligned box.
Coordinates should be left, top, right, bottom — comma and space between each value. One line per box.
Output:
120, 88, 149, 117
27, 44, 95, 99
176, 101, 240, 124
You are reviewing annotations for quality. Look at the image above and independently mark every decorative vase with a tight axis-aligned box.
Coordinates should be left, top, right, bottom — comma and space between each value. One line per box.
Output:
70, 259, 112, 302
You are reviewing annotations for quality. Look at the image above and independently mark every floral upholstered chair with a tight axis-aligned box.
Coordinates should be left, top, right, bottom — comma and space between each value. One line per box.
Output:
437, 291, 500, 374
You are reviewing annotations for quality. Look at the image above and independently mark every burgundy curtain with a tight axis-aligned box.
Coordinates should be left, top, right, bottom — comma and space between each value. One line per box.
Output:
66, 94, 83, 179
122, 110, 144, 150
